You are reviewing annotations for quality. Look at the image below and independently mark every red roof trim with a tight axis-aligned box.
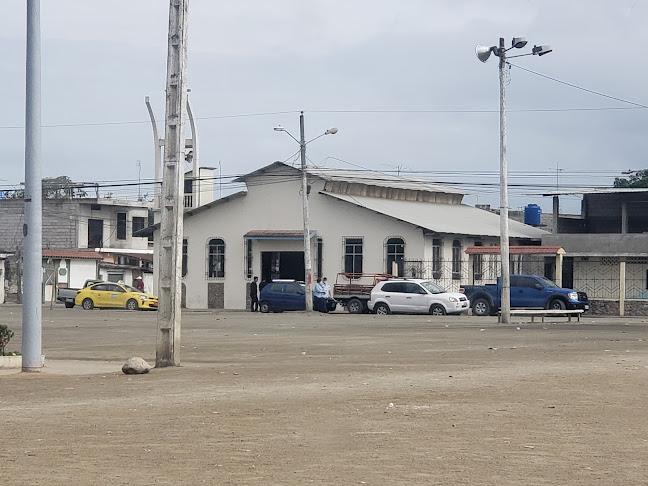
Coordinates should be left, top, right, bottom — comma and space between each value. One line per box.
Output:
42, 250, 103, 260
465, 245, 563, 255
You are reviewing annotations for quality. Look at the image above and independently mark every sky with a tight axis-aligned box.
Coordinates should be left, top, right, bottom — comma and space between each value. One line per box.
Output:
1, 0, 647, 214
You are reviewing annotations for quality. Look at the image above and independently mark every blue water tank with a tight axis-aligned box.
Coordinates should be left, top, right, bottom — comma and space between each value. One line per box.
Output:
524, 204, 542, 226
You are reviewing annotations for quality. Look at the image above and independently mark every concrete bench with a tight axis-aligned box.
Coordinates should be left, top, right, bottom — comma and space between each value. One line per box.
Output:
498, 309, 584, 323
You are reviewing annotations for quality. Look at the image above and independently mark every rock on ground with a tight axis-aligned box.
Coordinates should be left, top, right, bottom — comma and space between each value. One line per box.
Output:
122, 357, 151, 374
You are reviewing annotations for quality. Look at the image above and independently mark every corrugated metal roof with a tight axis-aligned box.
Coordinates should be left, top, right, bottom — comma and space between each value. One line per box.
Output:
306, 165, 467, 195
235, 162, 467, 195
321, 192, 547, 239
465, 245, 563, 255
43, 250, 103, 260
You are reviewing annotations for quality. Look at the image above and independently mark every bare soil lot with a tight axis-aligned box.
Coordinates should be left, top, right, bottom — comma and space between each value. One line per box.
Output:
2, 306, 648, 485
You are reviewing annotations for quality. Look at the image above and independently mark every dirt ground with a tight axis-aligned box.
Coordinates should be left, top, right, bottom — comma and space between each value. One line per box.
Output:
1, 305, 648, 485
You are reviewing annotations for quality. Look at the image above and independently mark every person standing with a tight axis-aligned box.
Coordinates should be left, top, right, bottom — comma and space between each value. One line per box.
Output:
313, 277, 327, 313
135, 276, 144, 292
250, 276, 259, 312
321, 277, 332, 312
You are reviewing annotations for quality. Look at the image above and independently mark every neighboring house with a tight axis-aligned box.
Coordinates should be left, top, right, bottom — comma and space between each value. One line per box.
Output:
162, 162, 547, 310
542, 188, 648, 316
42, 249, 103, 303
96, 249, 154, 293
0, 197, 152, 303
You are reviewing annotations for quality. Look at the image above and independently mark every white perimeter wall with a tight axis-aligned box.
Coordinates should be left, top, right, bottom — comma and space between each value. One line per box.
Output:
68, 260, 98, 288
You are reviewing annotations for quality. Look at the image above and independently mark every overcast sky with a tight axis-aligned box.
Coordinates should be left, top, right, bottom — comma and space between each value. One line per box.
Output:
1, 0, 647, 214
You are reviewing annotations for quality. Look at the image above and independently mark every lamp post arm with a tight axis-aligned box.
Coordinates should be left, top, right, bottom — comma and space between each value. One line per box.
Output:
278, 129, 300, 145
505, 52, 535, 59
306, 132, 327, 145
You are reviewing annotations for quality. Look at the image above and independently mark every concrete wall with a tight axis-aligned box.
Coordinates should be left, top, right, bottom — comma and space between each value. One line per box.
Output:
543, 233, 648, 256
0, 199, 78, 251
77, 203, 149, 250
589, 300, 648, 317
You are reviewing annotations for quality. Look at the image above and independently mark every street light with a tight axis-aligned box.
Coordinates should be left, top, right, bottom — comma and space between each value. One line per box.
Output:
476, 37, 552, 324
274, 111, 338, 311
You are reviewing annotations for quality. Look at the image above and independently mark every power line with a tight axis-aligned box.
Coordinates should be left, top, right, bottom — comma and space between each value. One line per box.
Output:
1, 103, 646, 130
508, 63, 648, 109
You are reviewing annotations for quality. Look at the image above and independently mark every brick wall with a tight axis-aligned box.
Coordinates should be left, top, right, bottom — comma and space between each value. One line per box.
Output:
0, 199, 78, 252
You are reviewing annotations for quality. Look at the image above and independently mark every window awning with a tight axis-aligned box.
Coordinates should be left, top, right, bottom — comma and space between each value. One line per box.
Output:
244, 230, 317, 240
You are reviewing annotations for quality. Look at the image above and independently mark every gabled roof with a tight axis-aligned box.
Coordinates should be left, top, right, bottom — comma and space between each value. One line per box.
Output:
235, 161, 467, 195
321, 192, 547, 239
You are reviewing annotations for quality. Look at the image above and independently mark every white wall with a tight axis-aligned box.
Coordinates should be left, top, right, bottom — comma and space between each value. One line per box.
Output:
69, 260, 99, 288
0, 260, 5, 304
77, 203, 150, 250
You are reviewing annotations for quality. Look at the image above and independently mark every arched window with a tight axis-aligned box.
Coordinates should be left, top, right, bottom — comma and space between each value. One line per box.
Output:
452, 240, 462, 279
385, 237, 405, 276
208, 238, 225, 278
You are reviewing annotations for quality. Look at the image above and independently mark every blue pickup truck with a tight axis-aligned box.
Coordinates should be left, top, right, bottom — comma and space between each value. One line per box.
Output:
460, 275, 590, 317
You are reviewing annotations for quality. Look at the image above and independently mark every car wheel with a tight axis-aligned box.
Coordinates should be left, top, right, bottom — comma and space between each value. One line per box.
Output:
374, 303, 391, 315
548, 298, 566, 310
259, 301, 270, 313
64, 302, 74, 309
347, 298, 364, 314
429, 304, 446, 316
82, 298, 94, 310
126, 298, 139, 311
472, 298, 491, 317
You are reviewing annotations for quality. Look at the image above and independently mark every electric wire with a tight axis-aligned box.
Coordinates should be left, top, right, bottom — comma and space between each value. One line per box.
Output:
508, 62, 648, 109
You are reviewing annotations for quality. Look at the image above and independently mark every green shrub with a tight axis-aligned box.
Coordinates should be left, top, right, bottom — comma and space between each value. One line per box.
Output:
0, 324, 15, 356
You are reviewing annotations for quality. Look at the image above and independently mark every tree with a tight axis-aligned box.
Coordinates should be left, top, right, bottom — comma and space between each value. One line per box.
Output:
7, 176, 88, 199
614, 169, 648, 188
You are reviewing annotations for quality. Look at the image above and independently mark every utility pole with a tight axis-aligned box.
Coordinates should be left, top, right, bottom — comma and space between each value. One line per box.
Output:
498, 37, 511, 325
22, 0, 43, 372
156, 0, 189, 367
299, 112, 314, 312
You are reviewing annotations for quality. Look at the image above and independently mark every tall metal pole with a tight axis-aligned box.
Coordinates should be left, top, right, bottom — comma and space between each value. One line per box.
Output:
22, 0, 42, 372
300, 112, 314, 312
157, 0, 189, 367
498, 37, 511, 324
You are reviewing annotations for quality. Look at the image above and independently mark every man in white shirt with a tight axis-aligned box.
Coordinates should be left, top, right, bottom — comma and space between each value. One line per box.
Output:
322, 277, 331, 298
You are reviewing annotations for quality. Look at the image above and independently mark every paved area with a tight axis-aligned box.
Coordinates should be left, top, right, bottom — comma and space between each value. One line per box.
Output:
1, 305, 648, 484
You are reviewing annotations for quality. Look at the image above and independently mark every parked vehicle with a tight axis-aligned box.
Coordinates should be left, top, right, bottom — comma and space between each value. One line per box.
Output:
367, 279, 470, 316
460, 275, 590, 317
57, 279, 103, 308
259, 280, 336, 313
74, 282, 158, 310
332, 273, 393, 313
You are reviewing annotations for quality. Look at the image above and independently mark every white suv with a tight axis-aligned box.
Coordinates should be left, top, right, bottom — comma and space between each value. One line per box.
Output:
367, 279, 470, 316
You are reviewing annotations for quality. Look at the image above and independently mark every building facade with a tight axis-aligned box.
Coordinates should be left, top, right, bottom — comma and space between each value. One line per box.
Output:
168, 162, 546, 310
542, 189, 648, 315
0, 197, 152, 303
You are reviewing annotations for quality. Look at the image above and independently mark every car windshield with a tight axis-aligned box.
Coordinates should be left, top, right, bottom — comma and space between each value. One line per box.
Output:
536, 276, 559, 289
123, 285, 141, 293
419, 281, 446, 294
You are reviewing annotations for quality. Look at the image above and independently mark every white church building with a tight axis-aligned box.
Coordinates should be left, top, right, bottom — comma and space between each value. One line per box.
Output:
155, 162, 546, 310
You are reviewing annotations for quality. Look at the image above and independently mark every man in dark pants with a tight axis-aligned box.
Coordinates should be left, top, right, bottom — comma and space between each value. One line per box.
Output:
250, 276, 259, 312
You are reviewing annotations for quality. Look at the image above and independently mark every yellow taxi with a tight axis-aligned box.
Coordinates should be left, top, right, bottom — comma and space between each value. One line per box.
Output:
74, 282, 158, 311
